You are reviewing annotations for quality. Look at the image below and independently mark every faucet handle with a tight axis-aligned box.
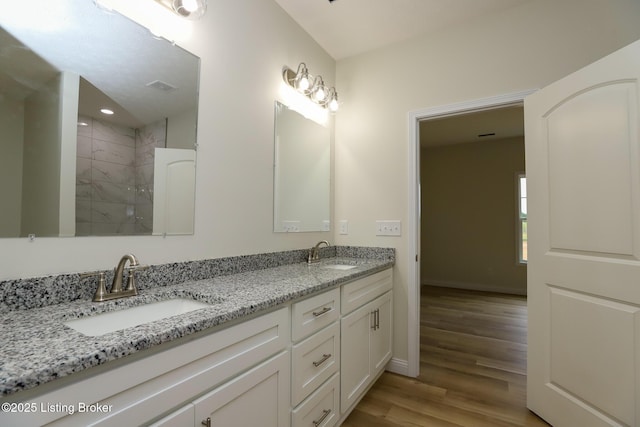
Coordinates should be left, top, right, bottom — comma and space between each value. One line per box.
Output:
80, 271, 108, 302
124, 264, 148, 292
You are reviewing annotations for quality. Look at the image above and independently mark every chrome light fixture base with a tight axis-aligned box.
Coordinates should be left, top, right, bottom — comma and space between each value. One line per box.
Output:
154, 0, 207, 19
282, 63, 339, 112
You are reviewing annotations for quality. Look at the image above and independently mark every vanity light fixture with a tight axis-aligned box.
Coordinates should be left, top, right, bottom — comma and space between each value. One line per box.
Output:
154, 0, 207, 19
283, 63, 339, 112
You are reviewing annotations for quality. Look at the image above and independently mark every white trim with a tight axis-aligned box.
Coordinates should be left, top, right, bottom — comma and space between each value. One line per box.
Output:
517, 173, 528, 265
406, 89, 536, 378
386, 357, 409, 376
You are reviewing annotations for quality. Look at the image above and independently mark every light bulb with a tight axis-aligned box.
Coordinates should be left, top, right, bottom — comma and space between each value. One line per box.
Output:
328, 98, 339, 112
297, 76, 310, 92
314, 86, 326, 102
182, 0, 198, 12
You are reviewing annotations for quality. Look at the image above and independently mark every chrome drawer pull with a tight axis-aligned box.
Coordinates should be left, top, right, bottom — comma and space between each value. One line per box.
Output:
312, 353, 332, 367
201, 417, 211, 427
313, 409, 331, 426
312, 306, 332, 317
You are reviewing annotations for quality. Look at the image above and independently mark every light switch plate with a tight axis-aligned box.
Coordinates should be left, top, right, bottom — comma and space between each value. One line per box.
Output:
376, 220, 401, 236
339, 220, 349, 235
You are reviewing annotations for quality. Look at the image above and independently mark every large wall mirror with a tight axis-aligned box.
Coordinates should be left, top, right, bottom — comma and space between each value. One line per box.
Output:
273, 101, 330, 233
0, 1, 199, 238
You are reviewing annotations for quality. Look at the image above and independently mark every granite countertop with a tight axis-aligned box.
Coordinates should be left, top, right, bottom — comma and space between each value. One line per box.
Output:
0, 257, 392, 397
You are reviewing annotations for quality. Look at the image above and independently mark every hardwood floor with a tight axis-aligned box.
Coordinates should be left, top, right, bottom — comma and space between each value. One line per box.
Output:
341, 286, 550, 427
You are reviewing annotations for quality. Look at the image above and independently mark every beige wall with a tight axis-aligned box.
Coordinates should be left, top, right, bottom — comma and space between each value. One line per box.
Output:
21, 74, 62, 237
0, 0, 335, 278
421, 137, 526, 295
0, 95, 24, 237
334, 0, 640, 362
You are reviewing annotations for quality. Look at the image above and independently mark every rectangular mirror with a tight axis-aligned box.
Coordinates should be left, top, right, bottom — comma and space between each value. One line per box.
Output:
0, 1, 199, 238
273, 101, 330, 232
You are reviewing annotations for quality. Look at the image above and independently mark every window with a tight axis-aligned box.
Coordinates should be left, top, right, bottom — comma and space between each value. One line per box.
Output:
518, 174, 527, 264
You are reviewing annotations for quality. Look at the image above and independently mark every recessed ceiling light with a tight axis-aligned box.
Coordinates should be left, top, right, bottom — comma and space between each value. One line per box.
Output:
100, 108, 114, 115
77, 121, 89, 127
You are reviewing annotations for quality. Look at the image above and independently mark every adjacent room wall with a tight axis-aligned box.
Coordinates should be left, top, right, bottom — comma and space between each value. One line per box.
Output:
421, 137, 526, 295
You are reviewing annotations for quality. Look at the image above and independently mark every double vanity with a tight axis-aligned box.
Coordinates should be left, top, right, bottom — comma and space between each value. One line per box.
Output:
0, 246, 394, 426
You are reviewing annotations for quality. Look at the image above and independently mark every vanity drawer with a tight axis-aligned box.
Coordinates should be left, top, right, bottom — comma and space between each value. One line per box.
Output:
292, 373, 340, 427
341, 269, 392, 315
291, 288, 340, 342
291, 321, 340, 406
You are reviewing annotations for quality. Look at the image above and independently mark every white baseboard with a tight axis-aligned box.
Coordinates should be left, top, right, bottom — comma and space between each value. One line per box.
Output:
386, 357, 410, 376
421, 278, 527, 296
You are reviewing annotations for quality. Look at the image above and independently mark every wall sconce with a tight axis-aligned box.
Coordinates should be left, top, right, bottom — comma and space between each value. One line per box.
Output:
283, 63, 339, 112
154, 0, 207, 19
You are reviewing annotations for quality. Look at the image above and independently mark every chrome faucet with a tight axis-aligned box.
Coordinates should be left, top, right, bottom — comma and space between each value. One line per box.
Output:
80, 254, 148, 302
308, 240, 330, 264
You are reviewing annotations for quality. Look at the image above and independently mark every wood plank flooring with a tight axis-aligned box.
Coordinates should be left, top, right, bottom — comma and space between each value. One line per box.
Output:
341, 286, 550, 427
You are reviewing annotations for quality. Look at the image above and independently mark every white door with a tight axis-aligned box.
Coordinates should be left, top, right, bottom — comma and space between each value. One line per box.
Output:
152, 148, 196, 235
526, 39, 640, 426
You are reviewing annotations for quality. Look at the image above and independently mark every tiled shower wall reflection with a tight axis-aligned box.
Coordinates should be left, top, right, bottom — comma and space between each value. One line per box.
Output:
76, 117, 166, 236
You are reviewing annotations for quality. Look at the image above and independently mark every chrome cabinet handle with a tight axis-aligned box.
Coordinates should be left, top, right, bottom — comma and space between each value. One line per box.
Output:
201, 417, 211, 427
313, 307, 332, 317
313, 409, 331, 427
371, 308, 380, 330
312, 353, 332, 367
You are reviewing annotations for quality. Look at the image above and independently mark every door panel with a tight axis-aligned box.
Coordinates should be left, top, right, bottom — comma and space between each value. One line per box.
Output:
549, 287, 638, 425
526, 39, 640, 427
153, 148, 196, 235
547, 82, 638, 256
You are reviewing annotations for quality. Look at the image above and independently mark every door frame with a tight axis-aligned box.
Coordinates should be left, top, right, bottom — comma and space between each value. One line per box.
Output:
406, 89, 537, 377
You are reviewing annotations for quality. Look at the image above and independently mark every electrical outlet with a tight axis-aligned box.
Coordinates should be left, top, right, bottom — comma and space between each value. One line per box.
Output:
376, 220, 401, 236
339, 220, 349, 235
282, 221, 300, 232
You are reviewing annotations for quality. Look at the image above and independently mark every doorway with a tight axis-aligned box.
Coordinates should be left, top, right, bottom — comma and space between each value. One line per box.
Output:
419, 105, 526, 295
406, 90, 536, 377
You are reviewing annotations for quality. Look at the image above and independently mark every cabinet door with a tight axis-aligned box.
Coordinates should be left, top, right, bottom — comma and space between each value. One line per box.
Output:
193, 351, 290, 427
340, 301, 373, 413
370, 291, 393, 374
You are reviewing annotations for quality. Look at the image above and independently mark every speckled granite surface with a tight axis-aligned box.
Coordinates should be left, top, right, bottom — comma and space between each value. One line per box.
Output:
0, 248, 393, 397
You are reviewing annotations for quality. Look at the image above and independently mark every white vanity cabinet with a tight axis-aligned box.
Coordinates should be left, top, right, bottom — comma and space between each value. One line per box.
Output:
13, 307, 290, 427
291, 288, 341, 427
340, 269, 393, 414
3, 266, 394, 427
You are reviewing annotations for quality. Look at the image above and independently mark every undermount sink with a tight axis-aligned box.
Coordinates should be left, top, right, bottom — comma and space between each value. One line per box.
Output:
322, 264, 357, 271
64, 298, 213, 337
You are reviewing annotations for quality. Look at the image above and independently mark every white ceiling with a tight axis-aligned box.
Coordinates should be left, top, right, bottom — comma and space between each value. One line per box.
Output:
420, 105, 524, 148
274, 0, 531, 60
0, 0, 199, 127
273, 0, 527, 147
